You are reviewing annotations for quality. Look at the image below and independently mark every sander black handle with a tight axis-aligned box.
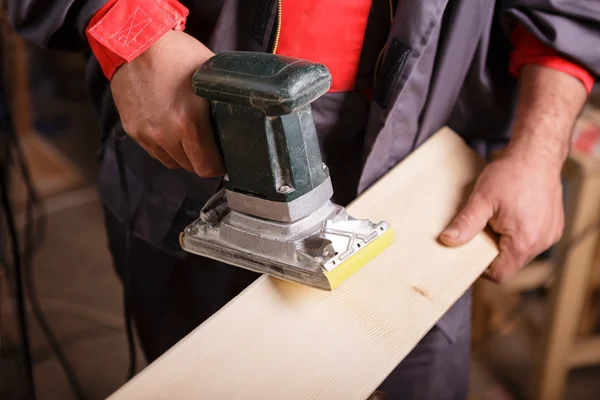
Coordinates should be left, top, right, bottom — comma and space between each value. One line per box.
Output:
191, 51, 332, 204
192, 51, 331, 116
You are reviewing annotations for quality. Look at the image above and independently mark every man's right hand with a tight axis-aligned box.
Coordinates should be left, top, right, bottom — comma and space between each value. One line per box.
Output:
110, 30, 225, 177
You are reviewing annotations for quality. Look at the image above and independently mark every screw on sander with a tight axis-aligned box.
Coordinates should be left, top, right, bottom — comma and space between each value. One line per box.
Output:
179, 51, 395, 290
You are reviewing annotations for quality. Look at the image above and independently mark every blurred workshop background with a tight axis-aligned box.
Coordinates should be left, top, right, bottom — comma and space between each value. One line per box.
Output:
2, 5, 600, 400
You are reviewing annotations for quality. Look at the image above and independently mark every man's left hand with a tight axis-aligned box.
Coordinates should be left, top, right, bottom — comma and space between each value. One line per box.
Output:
439, 150, 564, 283
437, 63, 590, 283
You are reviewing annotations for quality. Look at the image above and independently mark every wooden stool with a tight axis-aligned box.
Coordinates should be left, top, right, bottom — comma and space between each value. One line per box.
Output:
471, 105, 600, 400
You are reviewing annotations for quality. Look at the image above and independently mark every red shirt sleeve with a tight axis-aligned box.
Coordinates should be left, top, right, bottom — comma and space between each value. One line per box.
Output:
509, 24, 595, 93
85, 0, 189, 80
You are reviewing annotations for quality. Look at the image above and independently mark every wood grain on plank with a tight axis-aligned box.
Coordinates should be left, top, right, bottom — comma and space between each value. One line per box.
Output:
108, 128, 499, 400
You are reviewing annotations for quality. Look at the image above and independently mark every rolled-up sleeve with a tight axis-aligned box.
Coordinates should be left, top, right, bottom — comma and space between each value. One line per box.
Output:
501, 0, 600, 79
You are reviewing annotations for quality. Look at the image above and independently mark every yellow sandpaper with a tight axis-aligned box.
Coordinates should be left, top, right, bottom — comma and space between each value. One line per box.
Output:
325, 227, 396, 290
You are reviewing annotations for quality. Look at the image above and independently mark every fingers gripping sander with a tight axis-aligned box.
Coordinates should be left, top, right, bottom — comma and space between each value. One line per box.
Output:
180, 52, 395, 290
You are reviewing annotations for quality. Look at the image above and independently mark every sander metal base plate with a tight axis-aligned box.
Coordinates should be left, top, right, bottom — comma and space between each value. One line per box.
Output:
180, 192, 394, 290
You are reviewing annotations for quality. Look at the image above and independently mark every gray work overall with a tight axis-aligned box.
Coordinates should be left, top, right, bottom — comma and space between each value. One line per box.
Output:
10, 0, 600, 397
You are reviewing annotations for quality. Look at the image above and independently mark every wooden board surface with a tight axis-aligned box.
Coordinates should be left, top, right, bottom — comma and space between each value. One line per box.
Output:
108, 128, 499, 400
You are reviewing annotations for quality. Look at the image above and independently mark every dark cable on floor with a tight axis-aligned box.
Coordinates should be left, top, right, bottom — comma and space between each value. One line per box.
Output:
0, 50, 85, 398
0, 138, 35, 400
15, 147, 86, 400
114, 135, 137, 380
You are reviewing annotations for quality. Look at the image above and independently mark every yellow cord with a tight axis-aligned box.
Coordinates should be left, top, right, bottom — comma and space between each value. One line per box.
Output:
271, 0, 283, 54
374, 0, 395, 88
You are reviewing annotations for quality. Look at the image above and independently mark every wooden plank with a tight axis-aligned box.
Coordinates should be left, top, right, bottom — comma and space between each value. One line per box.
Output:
108, 128, 499, 400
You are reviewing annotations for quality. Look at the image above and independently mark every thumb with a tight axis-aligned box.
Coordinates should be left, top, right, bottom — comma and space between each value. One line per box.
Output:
440, 193, 493, 247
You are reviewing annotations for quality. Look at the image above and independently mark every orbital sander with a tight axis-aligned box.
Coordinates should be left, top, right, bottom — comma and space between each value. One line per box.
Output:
180, 51, 394, 290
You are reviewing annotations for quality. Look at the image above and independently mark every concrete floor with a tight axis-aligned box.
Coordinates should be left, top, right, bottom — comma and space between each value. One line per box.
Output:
3, 48, 600, 400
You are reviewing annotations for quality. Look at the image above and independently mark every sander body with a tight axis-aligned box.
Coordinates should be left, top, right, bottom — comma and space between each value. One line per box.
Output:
180, 51, 394, 290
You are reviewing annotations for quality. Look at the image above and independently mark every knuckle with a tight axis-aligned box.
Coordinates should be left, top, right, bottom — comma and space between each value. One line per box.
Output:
150, 129, 170, 147
178, 118, 194, 133
454, 212, 475, 230
195, 163, 218, 177
486, 268, 500, 283
521, 228, 541, 251
559, 216, 565, 232
471, 190, 491, 206
554, 230, 563, 244
198, 169, 222, 178
555, 223, 565, 243
488, 267, 508, 284
491, 263, 518, 283
541, 240, 553, 252
121, 121, 138, 138
149, 152, 163, 164
494, 272, 508, 284
513, 236, 531, 256
545, 234, 558, 249
496, 269, 514, 284
473, 191, 497, 215
163, 160, 179, 169
171, 115, 191, 135
156, 154, 178, 169
532, 231, 555, 252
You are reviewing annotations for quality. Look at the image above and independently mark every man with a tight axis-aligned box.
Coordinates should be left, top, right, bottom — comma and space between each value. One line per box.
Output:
9, 0, 600, 398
